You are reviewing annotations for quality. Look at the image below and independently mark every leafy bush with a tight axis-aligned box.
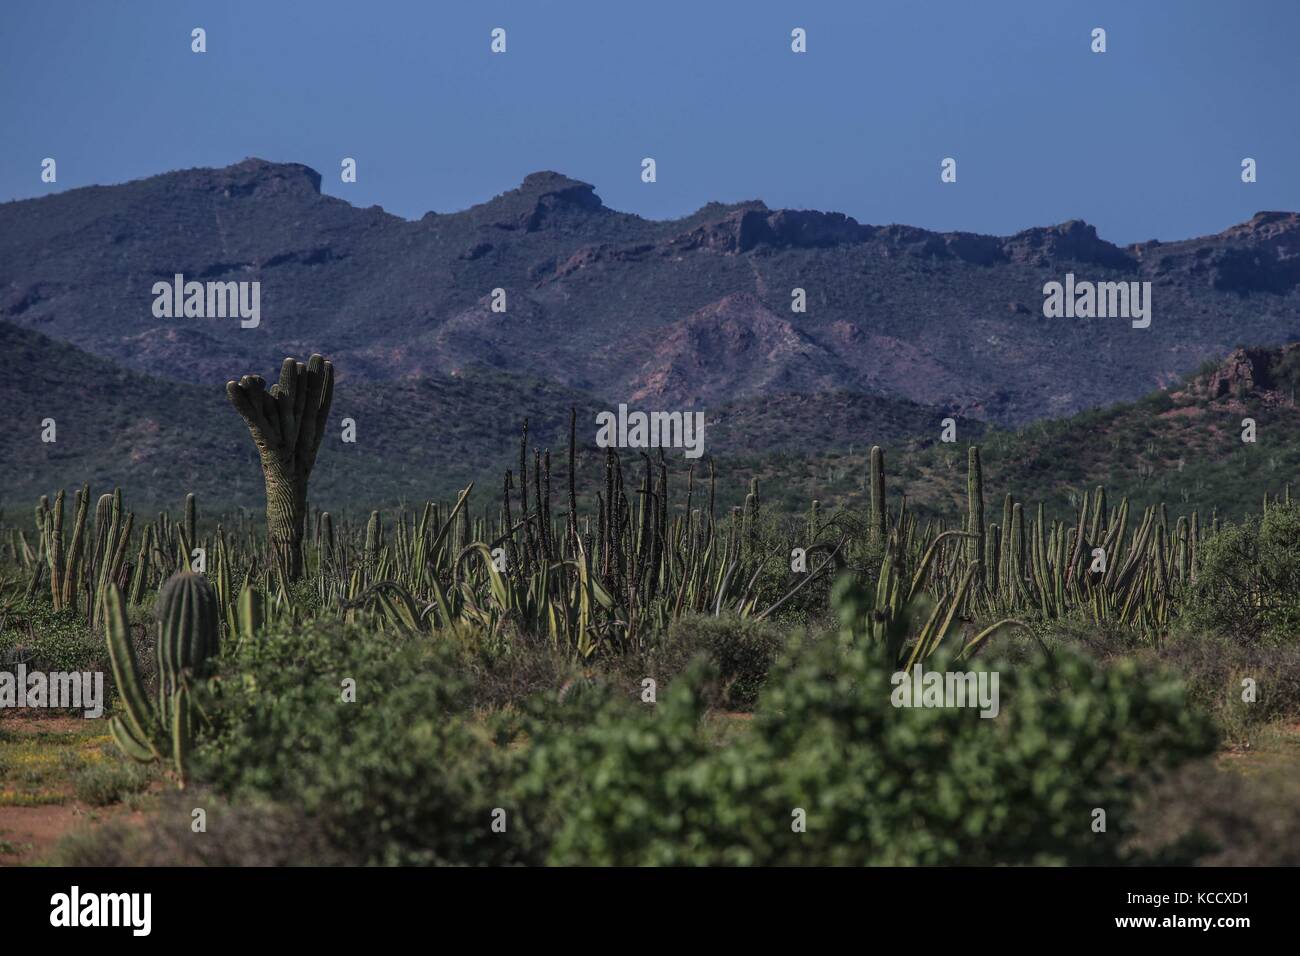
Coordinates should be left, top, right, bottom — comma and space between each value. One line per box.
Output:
0, 601, 104, 673
71, 751, 154, 806
1186, 502, 1300, 643
661, 613, 785, 710
1141, 632, 1300, 747
196, 620, 535, 865
516, 635, 1217, 865
739, 637, 1217, 865
512, 661, 752, 865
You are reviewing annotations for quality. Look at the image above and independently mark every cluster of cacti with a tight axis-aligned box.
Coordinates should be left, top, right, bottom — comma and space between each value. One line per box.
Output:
200, 394, 1252, 652
867, 446, 1215, 643
27, 486, 135, 621
8, 425, 1260, 669
9, 355, 1278, 687
19, 485, 209, 621
33, 485, 88, 612
104, 572, 221, 788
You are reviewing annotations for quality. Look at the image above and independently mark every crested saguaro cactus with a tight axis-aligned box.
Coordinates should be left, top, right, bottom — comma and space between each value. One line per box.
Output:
226, 355, 334, 580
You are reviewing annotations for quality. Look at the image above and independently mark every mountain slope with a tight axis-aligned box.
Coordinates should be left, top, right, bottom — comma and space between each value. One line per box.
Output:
727, 345, 1300, 521
0, 319, 596, 511
0, 320, 984, 511
3, 160, 1298, 425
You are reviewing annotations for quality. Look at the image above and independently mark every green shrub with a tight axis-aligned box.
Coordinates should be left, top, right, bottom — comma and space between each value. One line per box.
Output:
1186, 502, 1300, 643
513, 660, 752, 865
663, 613, 785, 710
196, 620, 536, 865
517, 635, 1217, 865
1142, 632, 1300, 747
71, 752, 153, 807
0, 601, 103, 673
739, 637, 1217, 865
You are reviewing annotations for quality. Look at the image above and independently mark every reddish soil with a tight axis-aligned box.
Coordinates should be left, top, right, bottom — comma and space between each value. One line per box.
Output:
0, 715, 148, 866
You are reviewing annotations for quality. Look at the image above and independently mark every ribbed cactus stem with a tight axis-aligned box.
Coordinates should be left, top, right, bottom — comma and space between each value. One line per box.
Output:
104, 584, 161, 762
869, 445, 886, 547
235, 585, 266, 643
320, 511, 335, 565
365, 510, 382, 566
986, 523, 1000, 592
1189, 510, 1200, 581
998, 493, 1013, 595
967, 446, 985, 569
1010, 501, 1025, 603
61, 484, 89, 611
128, 524, 152, 604
104, 573, 219, 788
1090, 485, 1107, 542
156, 572, 221, 685
226, 355, 334, 581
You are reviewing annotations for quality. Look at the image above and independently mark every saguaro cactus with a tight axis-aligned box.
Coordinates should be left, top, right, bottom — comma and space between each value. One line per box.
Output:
226, 355, 334, 580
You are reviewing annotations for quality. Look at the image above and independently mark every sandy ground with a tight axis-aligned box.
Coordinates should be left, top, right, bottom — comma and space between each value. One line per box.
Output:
0, 714, 153, 866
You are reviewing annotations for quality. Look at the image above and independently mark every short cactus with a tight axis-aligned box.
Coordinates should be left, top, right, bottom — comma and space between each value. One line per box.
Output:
105, 572, 221, 788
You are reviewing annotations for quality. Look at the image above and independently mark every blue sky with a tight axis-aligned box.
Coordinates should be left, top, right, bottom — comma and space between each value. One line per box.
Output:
3, 0, 1297, 242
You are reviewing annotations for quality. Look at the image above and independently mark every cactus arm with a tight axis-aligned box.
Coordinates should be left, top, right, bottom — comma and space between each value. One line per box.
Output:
109, 715, 158, 763
103, 584, 162, 758
171, 685, 192, 789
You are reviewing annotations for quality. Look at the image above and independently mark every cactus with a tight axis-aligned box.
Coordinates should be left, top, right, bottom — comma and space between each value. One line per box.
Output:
234, 584, 267, 644
967, 446, 985, 569
365, 510, 382, 566
105, 572, 220, 788
184, 492, 198, 550
320, 511, 335, 566
128, 524, 153, 604
45, 491, 65, 609
869, 445, 886, 547
61, 485, 90, 610
226, 355, 334, 580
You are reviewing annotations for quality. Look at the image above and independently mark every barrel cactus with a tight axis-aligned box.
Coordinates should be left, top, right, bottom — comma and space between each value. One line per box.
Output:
226, 355, 334, 580
105, 572, 221, 788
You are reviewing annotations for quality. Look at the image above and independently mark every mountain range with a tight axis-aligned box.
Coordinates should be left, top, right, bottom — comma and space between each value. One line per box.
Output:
1, 159, 1297, 512
3, 159, 1298, 422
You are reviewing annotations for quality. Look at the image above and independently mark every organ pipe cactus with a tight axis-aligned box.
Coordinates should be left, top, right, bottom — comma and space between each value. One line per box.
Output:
39, 485, 90, 612
62, 486, 89, 610
320, 511, 335, 567
184, 493, 198, 551
365, 510, 382, 567
967, 446, 985, 569
226, 355, 334, 580
105, 572, 220, 788
869, 445, 886, 548
128, 524, 152, 604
